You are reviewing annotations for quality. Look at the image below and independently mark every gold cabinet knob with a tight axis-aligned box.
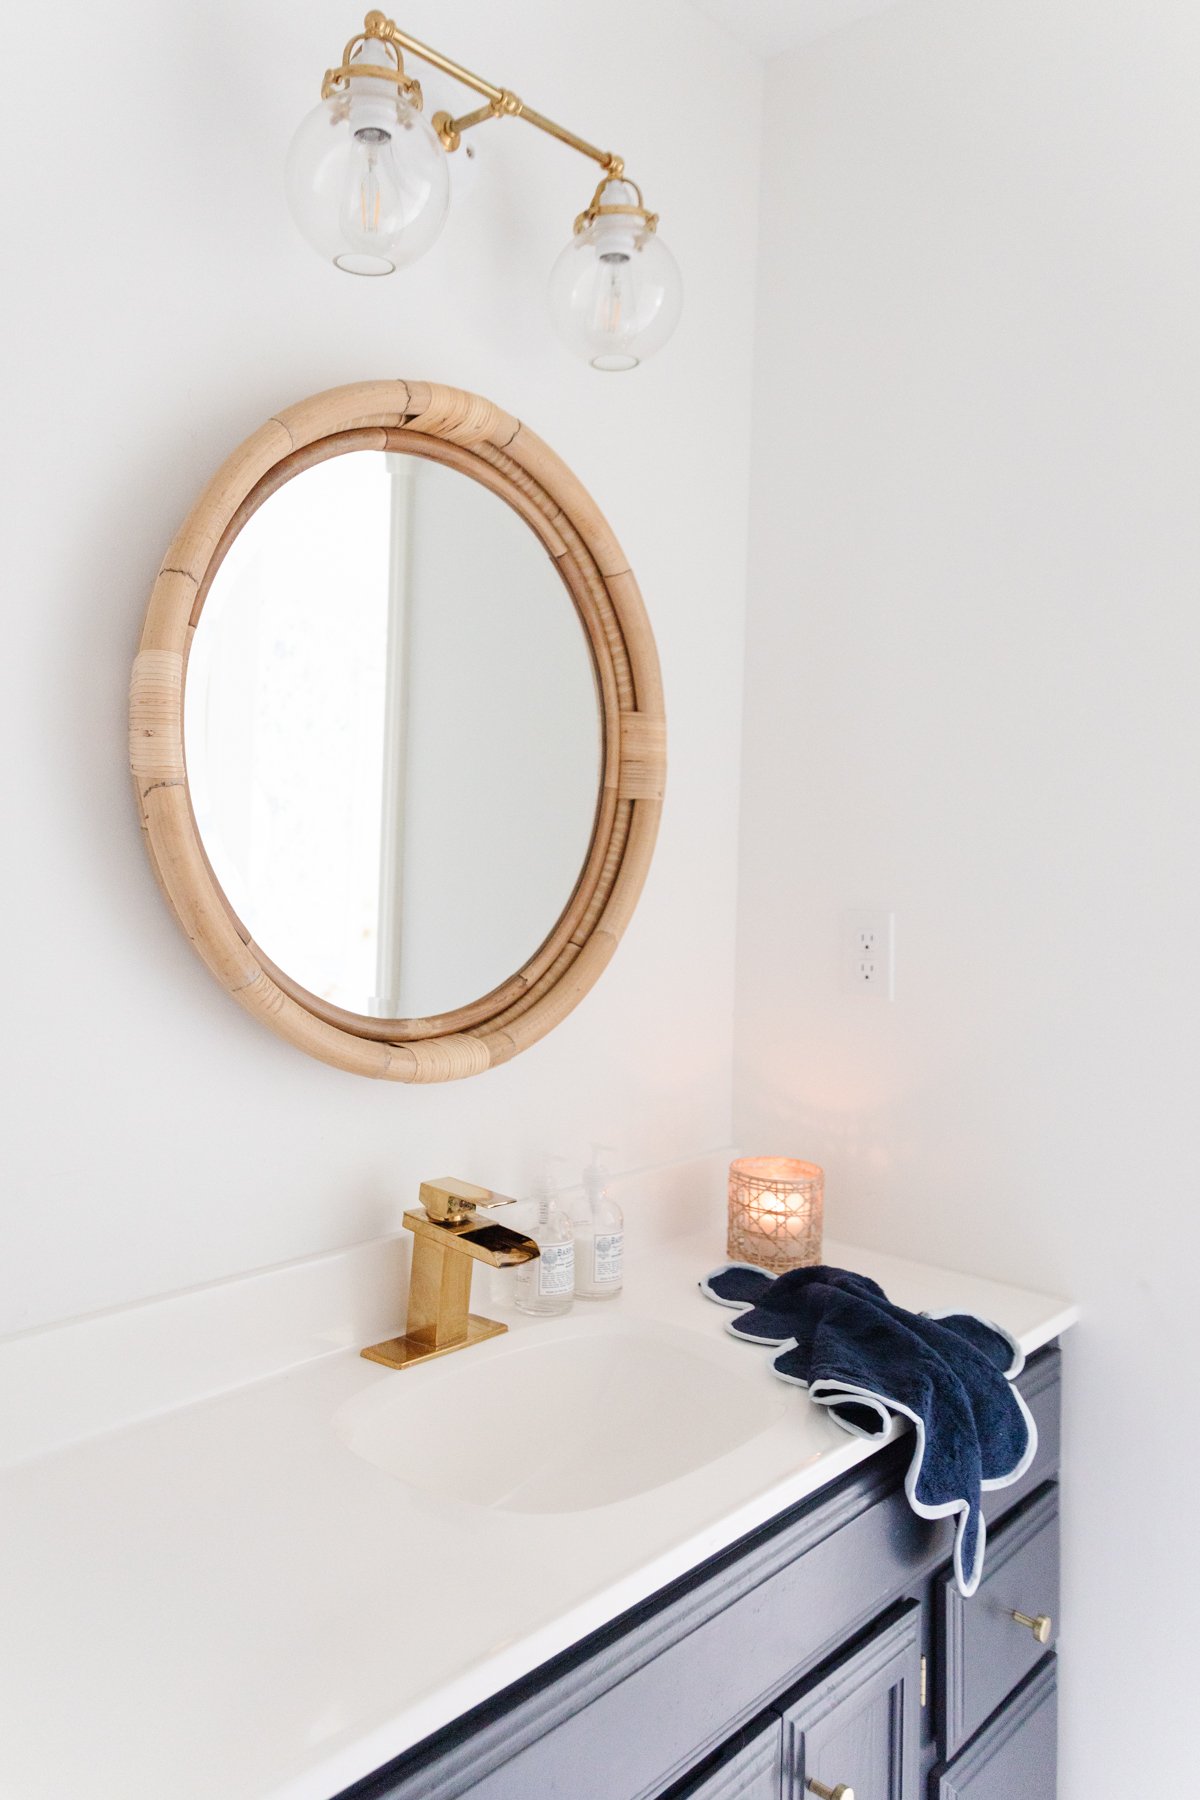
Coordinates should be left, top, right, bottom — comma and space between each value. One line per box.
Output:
808, 1782, 854, 1800
1011, 1609, 1053, 1645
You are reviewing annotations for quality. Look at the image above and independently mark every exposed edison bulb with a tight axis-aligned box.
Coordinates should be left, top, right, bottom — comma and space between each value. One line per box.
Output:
548, 180, 683, 371
590, 253, 639, 356
286, 42, 449, 276
338, 127, 409, 266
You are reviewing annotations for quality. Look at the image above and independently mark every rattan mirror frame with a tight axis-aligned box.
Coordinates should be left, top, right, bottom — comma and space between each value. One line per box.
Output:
129, 381, 665, 1082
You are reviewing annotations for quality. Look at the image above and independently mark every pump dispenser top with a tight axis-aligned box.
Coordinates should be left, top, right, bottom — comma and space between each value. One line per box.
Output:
514, 1162, 575, 1316
569, 1144, 624, 1299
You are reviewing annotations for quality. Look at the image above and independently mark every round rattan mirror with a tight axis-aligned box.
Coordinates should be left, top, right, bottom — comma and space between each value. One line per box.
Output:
129, 381, 665, 1082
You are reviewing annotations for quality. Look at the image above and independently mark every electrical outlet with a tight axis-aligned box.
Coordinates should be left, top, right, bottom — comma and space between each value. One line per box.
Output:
843, 910, 895, 999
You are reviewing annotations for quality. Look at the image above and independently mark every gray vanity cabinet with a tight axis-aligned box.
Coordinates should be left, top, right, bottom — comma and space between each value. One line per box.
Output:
338, 1347, 1062, 1800
932, 1660, 1057, 1800
669, 1605, 922, 1800
780, 1603, 922, 1800
666, 1720, 783, 1800
937, 1483, 1060, 1761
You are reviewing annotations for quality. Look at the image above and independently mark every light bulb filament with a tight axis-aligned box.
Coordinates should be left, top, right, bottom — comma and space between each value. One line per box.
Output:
593, 253, 634, 343
360, 161, 383, 235
354, 129, 391, 240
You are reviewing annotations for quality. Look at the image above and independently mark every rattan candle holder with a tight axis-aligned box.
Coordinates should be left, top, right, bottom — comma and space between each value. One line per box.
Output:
727, 1157, 824, 1273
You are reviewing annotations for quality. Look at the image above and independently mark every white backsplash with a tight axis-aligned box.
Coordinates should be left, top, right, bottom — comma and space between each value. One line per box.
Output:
0, 1149, 732, 1468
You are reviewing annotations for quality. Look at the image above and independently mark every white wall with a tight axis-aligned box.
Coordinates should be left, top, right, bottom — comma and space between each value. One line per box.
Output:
0, 0, 761, 1335
735, 0, 1200, 1790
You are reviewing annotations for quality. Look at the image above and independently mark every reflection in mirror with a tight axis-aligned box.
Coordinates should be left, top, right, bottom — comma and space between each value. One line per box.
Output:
184, 450, 601, 1021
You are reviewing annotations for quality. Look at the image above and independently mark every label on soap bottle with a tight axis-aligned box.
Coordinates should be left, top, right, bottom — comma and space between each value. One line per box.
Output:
538, 1241, 575, 1296
593, 1231, 624, 1286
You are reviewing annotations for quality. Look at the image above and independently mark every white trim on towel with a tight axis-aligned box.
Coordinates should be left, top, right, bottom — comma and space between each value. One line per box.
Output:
699, 1265, 801, 1344
815, 1391, 892, 1440
799, 1373, 1038, 1597
979, 1381, 1039, 1488
726, 1314, 794, 1345
922, 1309, 1025, 1378
698, 1263, 772, 1310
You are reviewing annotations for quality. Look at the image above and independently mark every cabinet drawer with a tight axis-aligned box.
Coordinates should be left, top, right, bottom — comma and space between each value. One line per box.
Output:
779, 1603, 921, 1800
938, 1485, 1059, 1760
656, 1718, 782, 1800
934, 1657, 1057, 1800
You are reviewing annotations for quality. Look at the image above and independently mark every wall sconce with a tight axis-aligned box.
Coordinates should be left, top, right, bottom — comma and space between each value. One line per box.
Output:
727, 1158, 825, 1274
286, 11, 683, 372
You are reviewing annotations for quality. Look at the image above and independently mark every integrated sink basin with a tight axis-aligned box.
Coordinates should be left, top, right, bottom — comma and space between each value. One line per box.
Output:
335, 1314, 791, 1514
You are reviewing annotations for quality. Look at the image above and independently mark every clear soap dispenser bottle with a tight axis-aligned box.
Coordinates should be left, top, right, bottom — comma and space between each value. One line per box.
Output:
568, 1147, 624, 1300
514, 1169, 575, 1316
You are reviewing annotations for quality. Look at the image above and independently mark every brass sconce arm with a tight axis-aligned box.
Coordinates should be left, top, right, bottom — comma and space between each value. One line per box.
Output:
342, 11, 626, 176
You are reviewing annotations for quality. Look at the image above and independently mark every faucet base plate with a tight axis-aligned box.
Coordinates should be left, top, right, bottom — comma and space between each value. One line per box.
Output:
361, 1313, 507, 1371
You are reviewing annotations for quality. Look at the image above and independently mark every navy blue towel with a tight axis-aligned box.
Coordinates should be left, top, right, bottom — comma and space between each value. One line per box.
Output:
700, 1262, 1036, 1596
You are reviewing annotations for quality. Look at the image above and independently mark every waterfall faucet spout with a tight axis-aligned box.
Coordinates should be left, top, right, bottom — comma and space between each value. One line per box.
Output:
362, 1177, 539, 1370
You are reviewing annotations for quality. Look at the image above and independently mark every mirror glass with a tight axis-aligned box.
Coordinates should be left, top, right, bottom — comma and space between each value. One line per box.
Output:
184, 449, 602, 1021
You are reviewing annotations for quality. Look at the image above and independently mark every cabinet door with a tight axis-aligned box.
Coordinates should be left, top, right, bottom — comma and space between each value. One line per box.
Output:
779, 1603, 921, 1800
934, 1657, 1056, 1800
657, 1717, 782, 1800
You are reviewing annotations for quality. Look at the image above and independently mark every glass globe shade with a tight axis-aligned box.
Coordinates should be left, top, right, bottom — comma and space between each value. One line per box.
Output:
286, 90, 450, 276
548, 195, 683, 371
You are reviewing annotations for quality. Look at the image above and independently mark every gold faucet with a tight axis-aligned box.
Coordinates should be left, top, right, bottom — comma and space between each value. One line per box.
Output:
362, 1177, 540, 1370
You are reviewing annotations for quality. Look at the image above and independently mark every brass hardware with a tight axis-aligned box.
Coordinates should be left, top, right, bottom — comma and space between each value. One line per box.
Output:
362, 1176, 538, 1370
807, 1781, 854, 1800
320, 12, 425, 108
920, 1654, 927, 1708
1011, 1610, 1053, 1645
574, 175, 658, 238
434, 86, 622, 177
321, 61, 424, 107
417, 1176, 514, 1223
318, 15, 647, 217
364, 1312, 508, 1370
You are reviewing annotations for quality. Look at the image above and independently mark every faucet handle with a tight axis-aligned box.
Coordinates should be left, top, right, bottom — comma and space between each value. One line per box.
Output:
419, 1177, 519, 1224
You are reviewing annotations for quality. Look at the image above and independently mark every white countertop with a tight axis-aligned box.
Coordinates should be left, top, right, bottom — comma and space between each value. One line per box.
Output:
0, 1230, 1077, 1800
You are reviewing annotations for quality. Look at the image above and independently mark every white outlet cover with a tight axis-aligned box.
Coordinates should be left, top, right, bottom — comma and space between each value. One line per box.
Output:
842, 908, 895, 999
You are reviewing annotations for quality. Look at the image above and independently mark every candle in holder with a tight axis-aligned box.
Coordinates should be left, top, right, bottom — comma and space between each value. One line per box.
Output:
727, 1157, 824, 1273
